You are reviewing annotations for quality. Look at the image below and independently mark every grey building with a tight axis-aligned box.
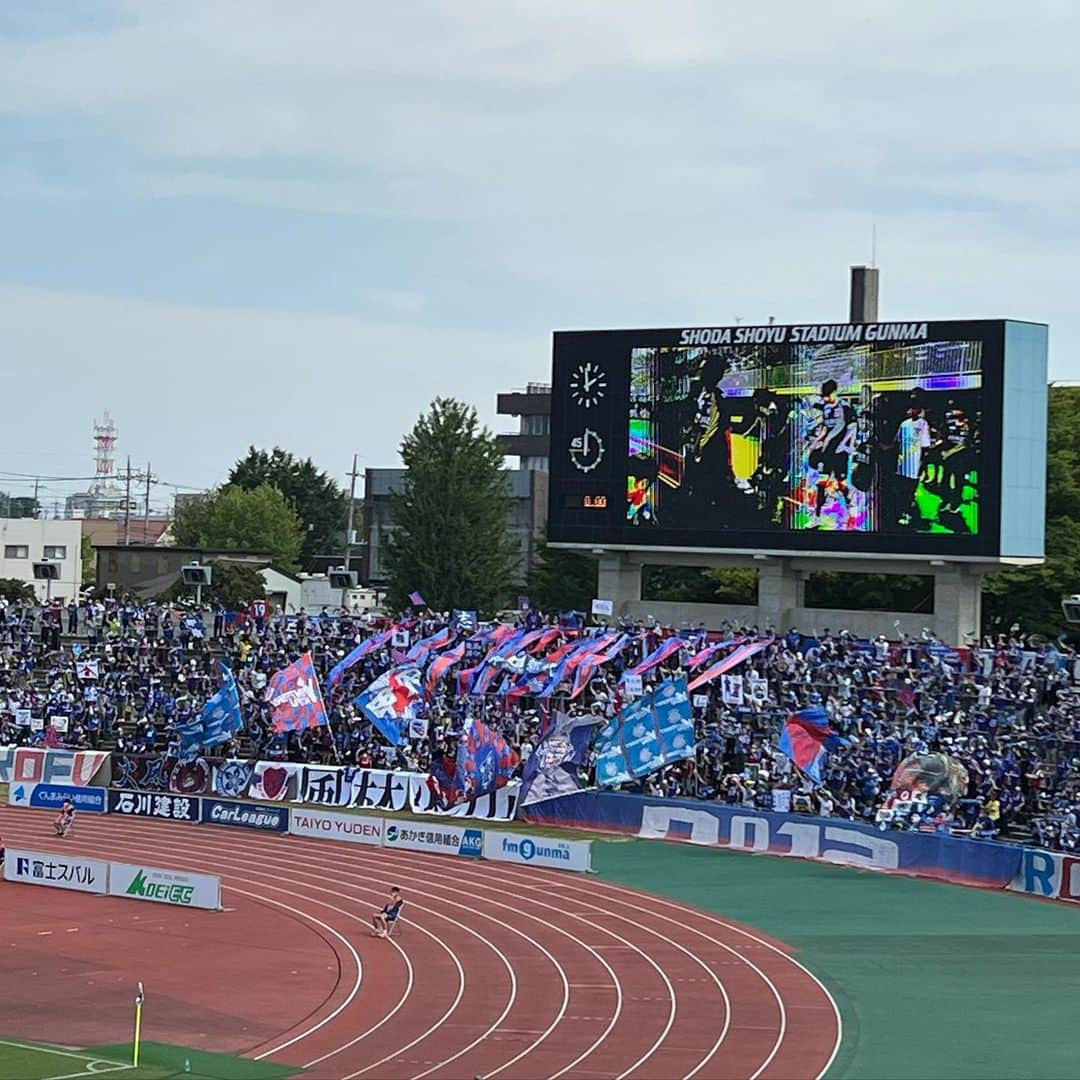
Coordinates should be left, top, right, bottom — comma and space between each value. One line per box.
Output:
364, 467, 548, 586
95, 545, 272, 598
496, 383, 551, 471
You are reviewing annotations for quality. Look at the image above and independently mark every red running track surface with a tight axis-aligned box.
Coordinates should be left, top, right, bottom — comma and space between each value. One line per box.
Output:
0, 807, 842, 1079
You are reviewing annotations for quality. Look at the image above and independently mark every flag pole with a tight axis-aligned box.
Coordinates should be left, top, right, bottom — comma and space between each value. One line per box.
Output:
133, 982, 145, 1067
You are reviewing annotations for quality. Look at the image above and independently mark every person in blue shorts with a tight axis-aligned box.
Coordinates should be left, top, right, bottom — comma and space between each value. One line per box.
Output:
54, 799, 75, 838
371, 887, 403, 938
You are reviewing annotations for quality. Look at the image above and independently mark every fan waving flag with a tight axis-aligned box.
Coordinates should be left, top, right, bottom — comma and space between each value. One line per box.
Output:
778, 707, 850, 785
425, 644, 466, 699
196, 662, 244, 748
594, 677, 695, 787
520, 711, 601, 805
356, 665, 423, 745
327, 629, 394, 691
266, 653, 329, 734
457, 718, 520, 801
619, 636, 683, 685
409, 591, 426, 606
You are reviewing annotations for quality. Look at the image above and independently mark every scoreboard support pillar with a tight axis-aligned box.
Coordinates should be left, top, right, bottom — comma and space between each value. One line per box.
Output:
592, 548, 989, 645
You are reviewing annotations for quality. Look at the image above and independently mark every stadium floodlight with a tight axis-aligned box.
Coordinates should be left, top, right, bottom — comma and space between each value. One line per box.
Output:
181, 562, 212, 586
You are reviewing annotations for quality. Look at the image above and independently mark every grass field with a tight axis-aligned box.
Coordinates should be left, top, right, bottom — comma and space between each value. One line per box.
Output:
0, 1039, 299, 1080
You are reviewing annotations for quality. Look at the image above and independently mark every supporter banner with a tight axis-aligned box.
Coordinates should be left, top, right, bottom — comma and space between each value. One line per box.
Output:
1007, 848, 1080, 905
0, 748, 111, 788
290, 808, 383, 846
410, 777, 521, 820
247, 763, 297, 801
212, 760, 254, 799
524, 791, 1023, 889
4, 848, 108, 894
108, 789, 200, 823
484, 830, 592, 873
382, 821, 483, 857
300, 765, 355, 807
200, 797, 289, 833
9, 782, 108, 814
109, 861, 221, 910
110, 754, 212, 795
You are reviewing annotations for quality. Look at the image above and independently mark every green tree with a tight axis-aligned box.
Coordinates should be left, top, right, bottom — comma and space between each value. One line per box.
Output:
642, 565, 758, 605
385, 397, 519, 613
983, 386, 1080, 640
527, 532, 598, 613
172, 484, 305, 570
0, 578, 36, 603
79, 535, 95, 586
229, 446, 348, 564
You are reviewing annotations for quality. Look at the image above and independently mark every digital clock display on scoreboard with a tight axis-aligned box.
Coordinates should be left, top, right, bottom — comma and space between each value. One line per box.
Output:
564, 494, 608, 509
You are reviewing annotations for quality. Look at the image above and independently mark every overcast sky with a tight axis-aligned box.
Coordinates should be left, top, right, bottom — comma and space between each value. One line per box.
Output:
1, 1, 1076, 511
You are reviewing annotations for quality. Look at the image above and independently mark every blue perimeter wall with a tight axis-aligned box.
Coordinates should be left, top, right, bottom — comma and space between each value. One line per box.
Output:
523, 791, 1023, 889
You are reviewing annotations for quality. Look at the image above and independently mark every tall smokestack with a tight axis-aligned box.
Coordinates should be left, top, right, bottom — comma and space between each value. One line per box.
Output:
849, 265, 879, 324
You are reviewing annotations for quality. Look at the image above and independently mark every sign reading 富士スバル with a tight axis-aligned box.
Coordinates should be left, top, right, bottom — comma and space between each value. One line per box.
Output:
382, 822, 483, 857
4, 848, 108, 894
200, 797, 289, 832
8, 783, 108, 813
108, 862, 221, 910
484, 830, 592, 873
108, 789, 199, 822
289, 809, 383, 845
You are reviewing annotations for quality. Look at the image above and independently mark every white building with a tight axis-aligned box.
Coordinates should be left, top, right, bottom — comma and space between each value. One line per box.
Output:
0, 519, 83, 601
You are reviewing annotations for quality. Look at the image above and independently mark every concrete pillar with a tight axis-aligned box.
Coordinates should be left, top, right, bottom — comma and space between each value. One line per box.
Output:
756, 558, 801, 632
932, 566, 983, 644
596, 553, 641, 616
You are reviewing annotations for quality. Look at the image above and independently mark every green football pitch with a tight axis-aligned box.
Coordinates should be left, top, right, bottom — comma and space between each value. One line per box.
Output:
0, 1038, 299, 1080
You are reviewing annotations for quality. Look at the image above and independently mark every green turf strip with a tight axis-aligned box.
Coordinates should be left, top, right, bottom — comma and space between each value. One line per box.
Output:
592, 840, 1080, 1080
86, 1043, 299, 1080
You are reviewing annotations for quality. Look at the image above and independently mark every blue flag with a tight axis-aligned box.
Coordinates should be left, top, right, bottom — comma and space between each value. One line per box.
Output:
178, 663, 243, 754
355, 666, 423, 746
595, 676, 695, 787
521, 712, 600, 805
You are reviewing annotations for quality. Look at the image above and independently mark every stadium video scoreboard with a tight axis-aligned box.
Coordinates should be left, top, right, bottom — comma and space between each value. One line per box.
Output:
548, 319, 1048, 561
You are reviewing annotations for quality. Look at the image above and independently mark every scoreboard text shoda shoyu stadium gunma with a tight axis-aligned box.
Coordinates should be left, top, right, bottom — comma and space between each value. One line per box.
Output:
548, 320, 1047, 562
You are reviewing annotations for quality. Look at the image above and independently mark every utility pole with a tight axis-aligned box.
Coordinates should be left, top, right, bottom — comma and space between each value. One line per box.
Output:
143, 462, 154, 542
123, 457, 132, 545
342, 453, 359, 612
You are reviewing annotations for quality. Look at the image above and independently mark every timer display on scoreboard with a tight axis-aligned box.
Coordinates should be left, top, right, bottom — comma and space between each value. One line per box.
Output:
564, 494, 608, 509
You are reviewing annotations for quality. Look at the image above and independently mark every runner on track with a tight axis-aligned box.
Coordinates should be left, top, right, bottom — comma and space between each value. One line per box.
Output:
371, 887, 403, 938
54, 798, 75, 838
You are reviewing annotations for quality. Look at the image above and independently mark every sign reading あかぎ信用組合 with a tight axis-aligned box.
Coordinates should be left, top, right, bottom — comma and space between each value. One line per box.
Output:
382, 821, 483, 857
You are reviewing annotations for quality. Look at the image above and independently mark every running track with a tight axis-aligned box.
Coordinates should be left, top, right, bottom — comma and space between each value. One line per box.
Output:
0, 807, 842, 1079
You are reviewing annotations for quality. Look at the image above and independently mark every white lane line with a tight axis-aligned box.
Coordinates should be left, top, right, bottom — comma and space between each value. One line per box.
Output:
0, 821, 493, 1076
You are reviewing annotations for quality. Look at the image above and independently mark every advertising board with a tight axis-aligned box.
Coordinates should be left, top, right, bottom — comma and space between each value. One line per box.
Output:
484, 830, 592, 873
9, 782, 108, 814
289, 809, 383, 846
4, 848, 108, 894
200, 797, 289, 832
109, 862, 221, 910
1007, 848, 1080, 904
548, 320, 1048, 559
523, 790, 1022, 889
108, 789, 199, 823
382, 821, 483, 857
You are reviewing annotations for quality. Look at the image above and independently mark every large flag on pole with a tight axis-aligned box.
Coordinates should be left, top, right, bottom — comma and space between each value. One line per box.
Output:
193, 662, 244, 749
778, 707, 850, 785
520, 711, 600, 805
355, 665, 423, 745
455, 717, 520, 800
327, 629, 393, 691
619, 636, 684, 685
266, 653, 329, 733
687, 637, 773, 691
594, 676, 695, 787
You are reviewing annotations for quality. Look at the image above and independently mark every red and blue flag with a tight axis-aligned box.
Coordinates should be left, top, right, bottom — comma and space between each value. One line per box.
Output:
778, 707, 850, 785
457, 718, 520, 801
266, 653, 329, 734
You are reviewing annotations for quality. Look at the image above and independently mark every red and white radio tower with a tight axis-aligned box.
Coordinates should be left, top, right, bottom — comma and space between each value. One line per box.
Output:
91, 410, 119, 496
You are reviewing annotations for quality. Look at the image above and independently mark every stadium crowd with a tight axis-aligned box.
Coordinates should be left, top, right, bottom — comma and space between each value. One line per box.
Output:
0, 592, 1078, 853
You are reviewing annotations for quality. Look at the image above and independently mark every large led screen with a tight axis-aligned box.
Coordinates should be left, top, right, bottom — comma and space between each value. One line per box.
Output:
549, 320, 1033, 559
